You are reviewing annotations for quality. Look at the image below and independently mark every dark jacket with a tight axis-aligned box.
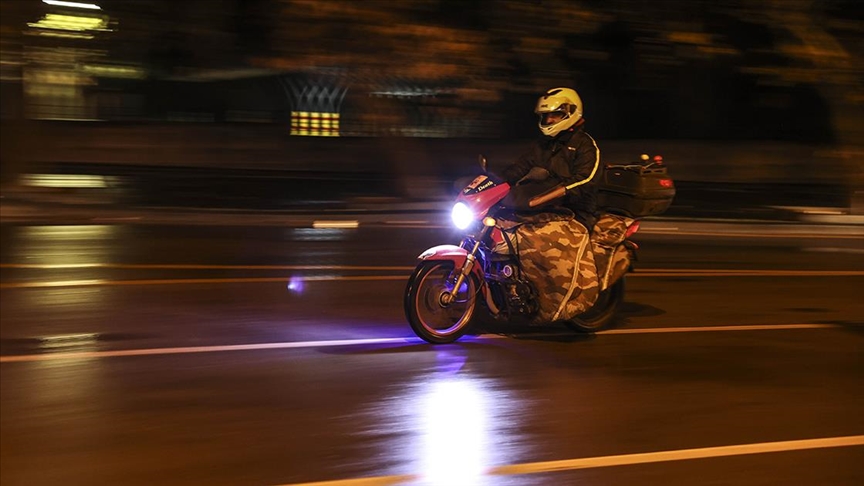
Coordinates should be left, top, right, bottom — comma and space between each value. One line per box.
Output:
502, 127, 602, 229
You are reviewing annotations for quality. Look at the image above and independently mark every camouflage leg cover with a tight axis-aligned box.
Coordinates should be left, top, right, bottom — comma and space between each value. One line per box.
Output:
590, 214, 634, 290
512, 219, 599, 324
605, 245, 633, 289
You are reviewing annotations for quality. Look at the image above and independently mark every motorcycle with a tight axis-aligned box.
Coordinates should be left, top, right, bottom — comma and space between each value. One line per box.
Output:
404, 156, 650, 344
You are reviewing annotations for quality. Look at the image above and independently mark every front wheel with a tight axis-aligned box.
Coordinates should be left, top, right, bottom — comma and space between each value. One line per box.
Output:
404, 261, 478, 344
566, 278, 625, 333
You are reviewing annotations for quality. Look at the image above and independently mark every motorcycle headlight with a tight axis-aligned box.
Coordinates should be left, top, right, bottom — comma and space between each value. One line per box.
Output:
451, 202, 474, 230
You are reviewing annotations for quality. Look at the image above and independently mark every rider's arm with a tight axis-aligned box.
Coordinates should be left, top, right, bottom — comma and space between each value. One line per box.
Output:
562, 133, 601, 196
501, 147, 537, 185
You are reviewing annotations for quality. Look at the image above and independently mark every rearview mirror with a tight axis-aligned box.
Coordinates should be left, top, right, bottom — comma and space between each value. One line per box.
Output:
478, 154, 488, 173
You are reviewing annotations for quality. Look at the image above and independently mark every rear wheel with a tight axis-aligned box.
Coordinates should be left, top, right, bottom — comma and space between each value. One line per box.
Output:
566, 278, 625, 333
404, 261, 478, 344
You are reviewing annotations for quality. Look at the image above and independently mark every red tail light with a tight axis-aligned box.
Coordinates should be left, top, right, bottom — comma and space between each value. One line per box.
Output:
625, 220, 641, 238
659, 178, 674, 188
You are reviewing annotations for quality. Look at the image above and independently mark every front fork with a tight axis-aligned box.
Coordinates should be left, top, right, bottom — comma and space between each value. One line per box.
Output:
440, 226, 490, 305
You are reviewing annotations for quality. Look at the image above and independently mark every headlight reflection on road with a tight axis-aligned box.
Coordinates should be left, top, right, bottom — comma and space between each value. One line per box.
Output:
39, 333, 99, 349
289, 227, 355, 242
24, 225, 115, 240
352, 351, 526, 485
421, 377, 489, 485
17, 225, 118, 268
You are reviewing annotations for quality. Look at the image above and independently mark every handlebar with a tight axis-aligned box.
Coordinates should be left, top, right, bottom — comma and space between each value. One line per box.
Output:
528, 185, 566, 208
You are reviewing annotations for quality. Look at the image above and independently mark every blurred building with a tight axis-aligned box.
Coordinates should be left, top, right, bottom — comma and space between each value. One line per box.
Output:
0, 0, 860, 142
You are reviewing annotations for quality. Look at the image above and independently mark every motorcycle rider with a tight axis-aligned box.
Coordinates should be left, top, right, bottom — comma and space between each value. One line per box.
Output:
501, 87, 601, 230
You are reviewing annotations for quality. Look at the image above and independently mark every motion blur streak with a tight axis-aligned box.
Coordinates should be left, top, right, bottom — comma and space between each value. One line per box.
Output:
630, 270, 864, 277
0, 275, 408, 289
0, 263, 416, 271
1, 270, 862, 289
0, 279, 109, 288
1, 263, 860, 274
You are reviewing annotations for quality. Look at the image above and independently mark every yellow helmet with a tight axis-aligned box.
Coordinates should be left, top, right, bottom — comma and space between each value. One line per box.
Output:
534, 87, 583, 137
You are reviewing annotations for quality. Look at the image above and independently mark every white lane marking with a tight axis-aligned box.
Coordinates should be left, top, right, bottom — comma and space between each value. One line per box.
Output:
0, 337, 419, 363
274, 435, 864, 485
0, 323, 844, 363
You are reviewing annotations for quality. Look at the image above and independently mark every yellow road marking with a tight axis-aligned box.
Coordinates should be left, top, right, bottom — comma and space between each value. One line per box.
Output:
312, 221, 360, 229
272, 435, 864, 485
487, 435, 864, 477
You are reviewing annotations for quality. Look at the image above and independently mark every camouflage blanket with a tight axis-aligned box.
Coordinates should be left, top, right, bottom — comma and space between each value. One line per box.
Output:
590, 213, 635, 291
499, 211, 599, 323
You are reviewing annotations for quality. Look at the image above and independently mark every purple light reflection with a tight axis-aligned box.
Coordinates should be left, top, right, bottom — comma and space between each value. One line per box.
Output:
286, 276, 305, 293
434, 349, 468, 376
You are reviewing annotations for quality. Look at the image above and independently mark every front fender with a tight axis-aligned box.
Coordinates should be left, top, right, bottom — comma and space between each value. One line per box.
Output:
417, 244, 469, 267
415, 244, 498, 315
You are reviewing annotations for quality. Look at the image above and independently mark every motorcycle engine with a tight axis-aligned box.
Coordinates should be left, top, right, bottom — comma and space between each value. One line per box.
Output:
488, 260, 539, 317
506, 279, 539, 316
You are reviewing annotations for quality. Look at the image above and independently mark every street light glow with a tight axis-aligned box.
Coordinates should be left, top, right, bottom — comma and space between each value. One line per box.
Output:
28, 14, 107, 32
42, 0, 102, 10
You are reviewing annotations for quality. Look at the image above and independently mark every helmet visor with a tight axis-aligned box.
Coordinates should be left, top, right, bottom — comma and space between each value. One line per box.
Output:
539, 110, 568, 127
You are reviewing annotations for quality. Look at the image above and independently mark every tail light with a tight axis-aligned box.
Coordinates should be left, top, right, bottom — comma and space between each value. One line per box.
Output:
625, 220, 641, 238
659, 178, 674, 188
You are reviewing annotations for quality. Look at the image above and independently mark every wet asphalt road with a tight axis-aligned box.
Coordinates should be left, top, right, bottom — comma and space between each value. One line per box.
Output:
1, 223, 863, 485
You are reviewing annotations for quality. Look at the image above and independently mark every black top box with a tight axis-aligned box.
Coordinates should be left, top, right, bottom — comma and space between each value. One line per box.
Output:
598, 158, 676, 217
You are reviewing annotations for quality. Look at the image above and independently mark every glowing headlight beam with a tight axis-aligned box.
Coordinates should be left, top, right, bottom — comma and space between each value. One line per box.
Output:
451, 202, 474, 230
42, 0, 102, 10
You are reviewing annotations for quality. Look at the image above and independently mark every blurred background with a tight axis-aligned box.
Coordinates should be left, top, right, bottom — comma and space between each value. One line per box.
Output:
1, 0, 862, 215
2, 4, 863, 484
